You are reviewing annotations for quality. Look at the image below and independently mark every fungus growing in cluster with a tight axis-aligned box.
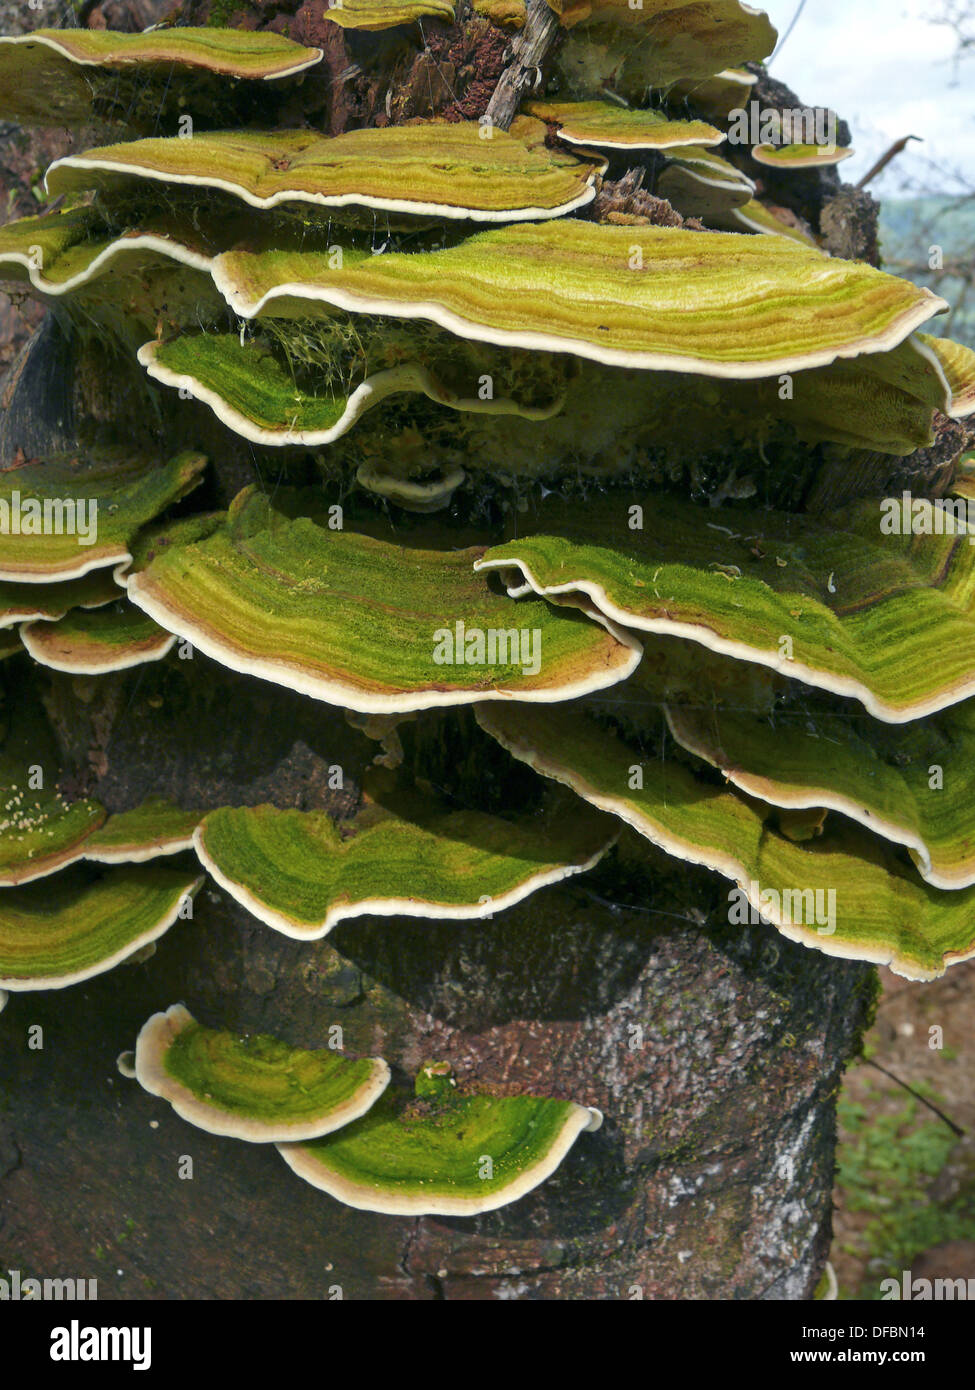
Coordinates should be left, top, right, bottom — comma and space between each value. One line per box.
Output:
665, 696, 975, 890
3, 2, 975, 1287
278, 1060, 602, 1215
126, 487, 640, 711
475, 702, 975, 980
474, 491, 975, 722
133, 1004, 390, 1142
194, 779, 616, 939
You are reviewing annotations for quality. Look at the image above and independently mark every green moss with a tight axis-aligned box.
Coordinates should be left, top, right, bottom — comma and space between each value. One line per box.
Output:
835, 1085, 975, 1297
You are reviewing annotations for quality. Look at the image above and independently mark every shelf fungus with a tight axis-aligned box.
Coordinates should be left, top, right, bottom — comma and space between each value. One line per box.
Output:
656, 148, 755, 218
20, 601, 176, 675
133, 1004, 390, 1142
475, 493, 975, 722
318, 0, 456, 26
0, 207, 217, 299
0, 764, 106, 887
0, 865, 202, 992
193, 778, 616, 938
666, 696, 975, 892
0, 451, 207, 583
126, 487, 641, 712
475, 703, 975, 981
750, 143, 855, 170
664, 68, 758, 120
46, 120, 601, 223
0, 28, 323, 128
0, 571, 120, 630
137, 331, 565, 449
711, 198, 820, 246
82, 802, 204, 865
916, 334, 975, 420
523, 100, 725, 150
551, 0, 777, 97
211, 222, 947, 379
278, 1061, 602, 1215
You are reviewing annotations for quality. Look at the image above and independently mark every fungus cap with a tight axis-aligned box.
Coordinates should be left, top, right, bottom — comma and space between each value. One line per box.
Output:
134, 1004, 391, 1141
46, 121, 601, 223
20, 602, 176, 675
211, 222, 946, 380
278, 1063, 601, 1215
475, 702, 975, 981
475, 492, 975, 723
126, 488, 642, 714
0, 865, 202, 991
193, 785, 617, 939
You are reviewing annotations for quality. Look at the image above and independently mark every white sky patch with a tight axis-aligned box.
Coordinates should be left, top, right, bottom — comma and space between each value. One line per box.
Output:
759, 0, 973, 194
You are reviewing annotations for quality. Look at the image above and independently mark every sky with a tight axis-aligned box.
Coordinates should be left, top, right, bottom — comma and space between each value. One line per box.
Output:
755, 0, 974, 196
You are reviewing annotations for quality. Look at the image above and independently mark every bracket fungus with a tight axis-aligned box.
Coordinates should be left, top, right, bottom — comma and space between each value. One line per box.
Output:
20, 602, 176, 675
0, 766, 106, 887
751, 144, 856, 170
278, 1061, 602, 1215
137, 331, 564, 448
0, 571, 120, 629
46, 121, 601, 223
916, 334, 975, 420
666, 696, 975, 891
523, 99, 725, 150
126, 488, 641, 712
134, 1004, 390, 1142
211, 222, 947, 377
0, 207, 217, 300
551, 0, 777, 97
475, 703, 975, 981
0, 865, 202, 992
315, 0, 457, 27
81, 802, 204, 865
194, 780, 616, 939
0, 451, 207, 583
0, 28, 323, 128
476, 493, 975, 722
3, 4, 975, 1294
